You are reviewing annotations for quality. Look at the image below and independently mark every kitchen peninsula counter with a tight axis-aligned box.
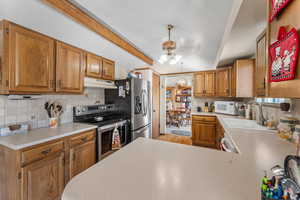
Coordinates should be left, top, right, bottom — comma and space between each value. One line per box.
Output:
62, 114, 295, 200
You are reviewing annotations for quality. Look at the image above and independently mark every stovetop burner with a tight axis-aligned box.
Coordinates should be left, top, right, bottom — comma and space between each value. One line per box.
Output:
73, 104, 129, 127
86, 118, 126, 127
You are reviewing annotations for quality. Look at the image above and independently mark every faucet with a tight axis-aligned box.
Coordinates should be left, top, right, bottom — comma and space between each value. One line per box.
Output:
257, 103, 266, 126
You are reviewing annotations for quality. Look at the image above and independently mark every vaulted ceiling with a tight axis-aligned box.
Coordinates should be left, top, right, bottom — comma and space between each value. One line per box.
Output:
74, 0, 243, 73
218, 0, 267, 66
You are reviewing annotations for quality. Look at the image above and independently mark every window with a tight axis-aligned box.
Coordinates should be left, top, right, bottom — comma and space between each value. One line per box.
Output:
255, 98, 288, 104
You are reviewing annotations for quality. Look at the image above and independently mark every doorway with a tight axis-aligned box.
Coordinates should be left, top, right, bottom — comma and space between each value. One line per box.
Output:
164, 75, 193, 137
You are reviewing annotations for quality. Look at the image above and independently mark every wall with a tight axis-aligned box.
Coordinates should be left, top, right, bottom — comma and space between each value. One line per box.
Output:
1, 0, 146, 79
1, 88, 104, 130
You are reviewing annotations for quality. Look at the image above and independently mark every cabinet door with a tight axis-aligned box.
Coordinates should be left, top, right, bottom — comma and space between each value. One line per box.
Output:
9, 23, 55, 92
216, 68, 231, 97
56, 42, 84, 93
21, 153, 64, 200
255, 30, 267, 97
86, 53, 103, 78
194, 72, 205, 96
69, 140, 96, 179
102, 59, 115, 80
204, 71, 216, 96
192, 121, 216, 148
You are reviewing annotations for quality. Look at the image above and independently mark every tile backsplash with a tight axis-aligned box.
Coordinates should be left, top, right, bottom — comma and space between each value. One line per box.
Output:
192, 97, 300, 125
1, 88, 104, 129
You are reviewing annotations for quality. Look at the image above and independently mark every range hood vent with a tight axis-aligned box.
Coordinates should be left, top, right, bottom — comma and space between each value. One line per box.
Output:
84, 77, 117, 89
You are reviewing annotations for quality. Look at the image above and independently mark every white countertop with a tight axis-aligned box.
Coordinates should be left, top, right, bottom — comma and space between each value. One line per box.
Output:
0, 123, 97, 150
62, 113, 296, 200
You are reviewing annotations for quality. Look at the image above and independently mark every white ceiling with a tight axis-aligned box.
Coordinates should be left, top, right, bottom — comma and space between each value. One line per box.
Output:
75, 0, 243, 73
218, 0, 267, 66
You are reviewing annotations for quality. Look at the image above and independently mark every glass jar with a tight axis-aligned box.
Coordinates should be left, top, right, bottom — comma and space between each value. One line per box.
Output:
277, 117, 297, 140
293, 125, 300, 144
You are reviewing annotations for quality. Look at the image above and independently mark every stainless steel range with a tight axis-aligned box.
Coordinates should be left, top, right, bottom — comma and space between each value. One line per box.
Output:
73, 104, 130, 160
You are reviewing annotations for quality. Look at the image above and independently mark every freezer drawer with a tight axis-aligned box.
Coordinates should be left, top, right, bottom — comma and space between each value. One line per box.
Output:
131, 124, 151, 141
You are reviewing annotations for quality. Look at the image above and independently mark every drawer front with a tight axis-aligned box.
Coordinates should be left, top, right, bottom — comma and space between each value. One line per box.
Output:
70, 130, 96, 147
21, 141, 64, 165
192, 115, 216, 123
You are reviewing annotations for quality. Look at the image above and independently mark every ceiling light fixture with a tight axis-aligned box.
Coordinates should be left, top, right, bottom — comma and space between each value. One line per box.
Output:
158, 24, 182, 65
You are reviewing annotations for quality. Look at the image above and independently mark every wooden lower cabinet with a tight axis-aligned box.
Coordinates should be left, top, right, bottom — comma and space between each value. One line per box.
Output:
192, 115, 217, 148
69, 140, 96, 179
0, 129, 97, 200
21, 153, 65, 200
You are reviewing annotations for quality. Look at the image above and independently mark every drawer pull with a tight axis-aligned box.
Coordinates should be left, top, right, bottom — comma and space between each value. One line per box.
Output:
41, 148, 52, 155
81, 137, 88, 142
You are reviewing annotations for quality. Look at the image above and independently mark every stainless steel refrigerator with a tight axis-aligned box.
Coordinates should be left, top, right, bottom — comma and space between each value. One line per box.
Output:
105, 78, 151, 141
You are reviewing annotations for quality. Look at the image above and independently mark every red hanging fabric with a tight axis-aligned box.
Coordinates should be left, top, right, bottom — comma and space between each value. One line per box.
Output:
269, 26, 299, 82
269, 0, 293, 22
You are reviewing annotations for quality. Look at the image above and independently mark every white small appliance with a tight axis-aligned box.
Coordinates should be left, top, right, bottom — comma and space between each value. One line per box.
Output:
214, 101, 238, 115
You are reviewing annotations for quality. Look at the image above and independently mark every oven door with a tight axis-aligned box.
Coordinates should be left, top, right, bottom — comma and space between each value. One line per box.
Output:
97, 121, 129, 161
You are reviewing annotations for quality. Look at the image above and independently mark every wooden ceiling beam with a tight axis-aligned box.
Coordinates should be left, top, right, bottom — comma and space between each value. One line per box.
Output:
43, 0, 153, 65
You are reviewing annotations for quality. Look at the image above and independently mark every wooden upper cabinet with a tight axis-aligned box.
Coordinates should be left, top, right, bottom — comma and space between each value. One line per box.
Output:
7, 22, 55, 93
204, 71, 216, 96
194, 71, 216, 97
86, 53, 103, 78
194, 72, 205, 96
234, 59, 254, 98
56, 41, 85, 93
102, 58, 115, 80
216, 68, 231, 97
21, 152, 65, 200
255, 29, 267, 97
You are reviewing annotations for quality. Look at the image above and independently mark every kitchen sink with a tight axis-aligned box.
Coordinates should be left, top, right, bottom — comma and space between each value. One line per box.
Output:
221, 118, 275, 132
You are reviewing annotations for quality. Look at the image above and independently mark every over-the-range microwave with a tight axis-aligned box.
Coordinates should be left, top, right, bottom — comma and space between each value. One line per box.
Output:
214, 101, 238, 115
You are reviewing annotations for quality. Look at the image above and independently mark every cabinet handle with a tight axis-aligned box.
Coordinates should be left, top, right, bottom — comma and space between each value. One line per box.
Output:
81, 137, 88, 142
18, 172, 22, 180
57, 80, 62, 88
41, 148, 52, 155
50, 80, 55, 88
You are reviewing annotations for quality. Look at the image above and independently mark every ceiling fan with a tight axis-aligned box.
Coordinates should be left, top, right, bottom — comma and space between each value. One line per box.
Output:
158, 24, 182, 65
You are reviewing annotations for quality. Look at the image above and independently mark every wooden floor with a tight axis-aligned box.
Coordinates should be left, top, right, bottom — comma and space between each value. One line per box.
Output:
155, 134, 192, 145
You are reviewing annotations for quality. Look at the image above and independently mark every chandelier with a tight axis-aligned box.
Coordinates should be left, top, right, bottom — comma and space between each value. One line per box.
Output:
158, 24, 182, 65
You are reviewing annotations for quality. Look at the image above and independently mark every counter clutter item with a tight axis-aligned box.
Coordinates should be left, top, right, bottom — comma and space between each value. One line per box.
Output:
278, 117, 299, 142
262, 155, 300, 200
44, 101, 63, 128
0, 124, 29, 136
